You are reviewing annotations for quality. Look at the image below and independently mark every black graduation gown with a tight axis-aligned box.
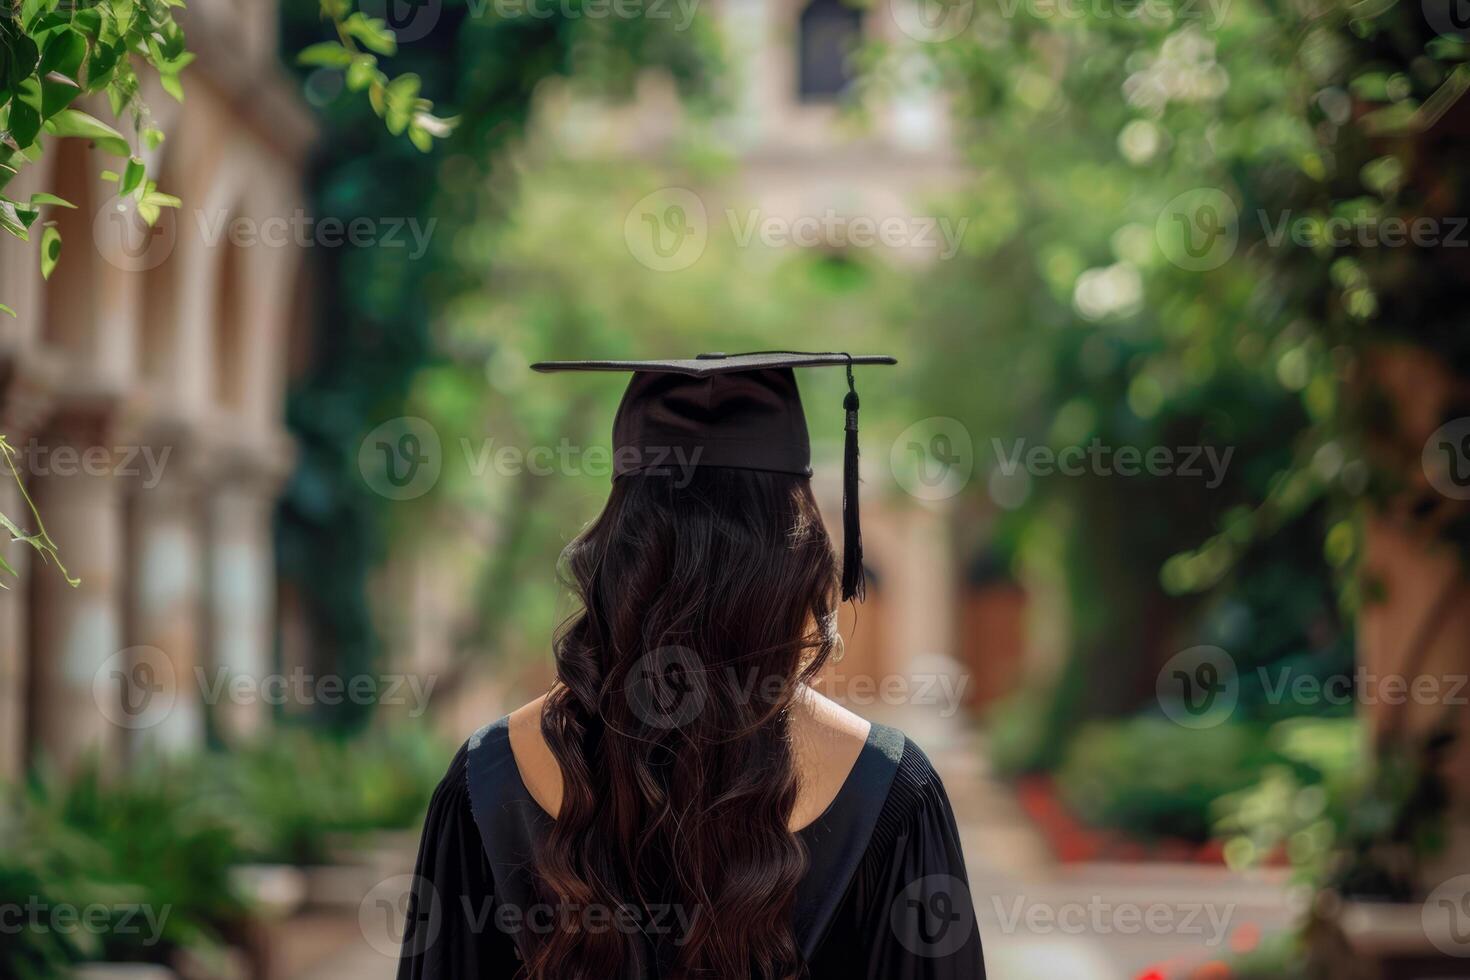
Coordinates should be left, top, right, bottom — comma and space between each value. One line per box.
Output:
396, 718, 986, 979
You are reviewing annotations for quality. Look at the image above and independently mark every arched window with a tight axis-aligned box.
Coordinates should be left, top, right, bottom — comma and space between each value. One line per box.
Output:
42, 139, 97, 355
798, 0, 863, 102
139, 159, 178, 384
213, 234, 248, 412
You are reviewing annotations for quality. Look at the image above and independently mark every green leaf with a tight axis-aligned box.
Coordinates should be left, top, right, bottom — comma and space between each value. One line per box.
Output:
141, 189, 182, 209
0, 198, 39, 240
135, 186, 182, 227
39, 225, 61, 280
408, 124, 432, 152
71, 8, 103, 36
86, 39, 125, 89
7, 97, 42, 150
19, 0, 53, 32
384, 73, 422, 135
121, 157, 145, 195
42, 108, 130, 155
39, 28, 86, 79
346, 57, 379, 92
343, 13, 398, 56
0, 303, 14, 318
143, 127, 166, 151
299, 41, 355, 68
40, 70, 83, 118
1, 31, 40, 91
106, 79, 126, 117
159, 71, 184, 102
28, 192, 74, 209
110, 0, 136, 37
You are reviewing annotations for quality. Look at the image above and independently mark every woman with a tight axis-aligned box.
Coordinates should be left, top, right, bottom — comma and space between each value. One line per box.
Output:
397, 353, 985, 979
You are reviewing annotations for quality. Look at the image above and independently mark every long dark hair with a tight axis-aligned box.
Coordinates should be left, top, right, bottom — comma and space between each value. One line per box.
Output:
530, 467, 840, 980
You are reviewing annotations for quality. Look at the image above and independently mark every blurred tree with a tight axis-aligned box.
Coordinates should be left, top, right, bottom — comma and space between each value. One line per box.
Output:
274, 0, 722, 725
416, 153, 909, 666
904, 0, 1469, 772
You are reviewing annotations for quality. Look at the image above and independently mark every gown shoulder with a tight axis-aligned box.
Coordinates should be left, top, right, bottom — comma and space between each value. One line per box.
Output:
397, 726, 985, 979
805, 732, 987, 979
395, 739, 523, 978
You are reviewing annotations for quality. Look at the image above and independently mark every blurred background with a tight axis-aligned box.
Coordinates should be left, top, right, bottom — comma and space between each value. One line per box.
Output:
2, 0, 1469, 976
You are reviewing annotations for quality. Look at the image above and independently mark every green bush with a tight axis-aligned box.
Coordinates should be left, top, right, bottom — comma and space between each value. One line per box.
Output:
210, 725, 447, 865
1056, 716, 1276, 842
0, 856, 86, 980
17, 757, 249, 965
0, 724, 447, 975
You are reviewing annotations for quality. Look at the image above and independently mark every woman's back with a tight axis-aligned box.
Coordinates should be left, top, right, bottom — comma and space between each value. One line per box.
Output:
397, 354, 983, 977
505, 689, 870, 833
398, 691, 985, 978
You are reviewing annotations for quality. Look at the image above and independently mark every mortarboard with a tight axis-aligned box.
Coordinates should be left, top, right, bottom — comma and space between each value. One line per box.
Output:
532, 351, 897, 602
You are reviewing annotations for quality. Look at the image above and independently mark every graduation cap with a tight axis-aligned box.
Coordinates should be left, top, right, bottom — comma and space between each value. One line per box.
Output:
532, 351, 897, 602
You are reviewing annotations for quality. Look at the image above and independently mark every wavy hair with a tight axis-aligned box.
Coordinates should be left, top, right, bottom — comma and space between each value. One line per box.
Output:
528, 467, 840, 980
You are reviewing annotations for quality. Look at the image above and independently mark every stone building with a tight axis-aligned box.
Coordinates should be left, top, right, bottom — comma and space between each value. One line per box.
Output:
0, 0, 314, 778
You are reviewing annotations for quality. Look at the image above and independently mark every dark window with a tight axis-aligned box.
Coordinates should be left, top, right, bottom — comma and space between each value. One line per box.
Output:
798, 0, 862, 101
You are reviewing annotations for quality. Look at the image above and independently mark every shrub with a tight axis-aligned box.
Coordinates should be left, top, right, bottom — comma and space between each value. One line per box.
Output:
1056, 716, 1275, 842
17, 757, 249, 965
210, 725, 447, 865
0, 856, 86, 980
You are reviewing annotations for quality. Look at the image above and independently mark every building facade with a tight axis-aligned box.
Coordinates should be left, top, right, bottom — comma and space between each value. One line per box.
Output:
0, 0, 313, 777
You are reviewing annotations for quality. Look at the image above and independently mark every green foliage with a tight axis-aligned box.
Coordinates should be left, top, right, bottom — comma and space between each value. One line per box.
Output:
0, 434, 77, 587
275, 0, 721, 715
899, 0, 1358, 756
1213, 717, 1364, 882
1215, 716, 1452, 901
299, 1, 457, 151
1, 0, 194, 590
917, 0, 1469, 785
206, 725, 447, 865
16, 756, 249, 964
418, 157, 905, 657
0, 856, 86, 980
986, 678, 1066, 777
0, 0, 188, 289
1, 726, 448, 970
1056, 717, 1278, 841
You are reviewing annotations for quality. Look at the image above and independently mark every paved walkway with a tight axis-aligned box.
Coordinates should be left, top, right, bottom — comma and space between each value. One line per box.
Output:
292, 722, 1298, 980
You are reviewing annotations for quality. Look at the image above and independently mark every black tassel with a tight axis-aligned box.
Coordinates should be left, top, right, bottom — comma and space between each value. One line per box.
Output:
841, 362, 865, 602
